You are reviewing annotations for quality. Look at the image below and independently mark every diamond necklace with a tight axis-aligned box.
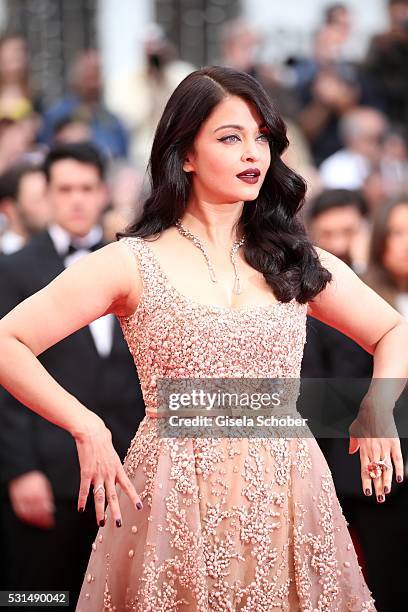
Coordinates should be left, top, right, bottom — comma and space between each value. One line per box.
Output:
174, 218, 246, 295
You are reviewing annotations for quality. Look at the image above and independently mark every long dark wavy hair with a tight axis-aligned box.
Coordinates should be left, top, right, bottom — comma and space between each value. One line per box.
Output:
116, 65, 332, 304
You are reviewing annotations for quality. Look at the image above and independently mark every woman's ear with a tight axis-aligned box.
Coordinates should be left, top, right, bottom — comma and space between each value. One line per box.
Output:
183, 160, 192, 172
183, 152, 195, 173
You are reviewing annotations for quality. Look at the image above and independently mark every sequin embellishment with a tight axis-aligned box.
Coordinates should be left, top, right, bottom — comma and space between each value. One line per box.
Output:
75, 236, 376, 611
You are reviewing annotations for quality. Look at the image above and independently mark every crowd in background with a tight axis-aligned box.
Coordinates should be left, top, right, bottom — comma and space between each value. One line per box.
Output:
0, 1, 407, 309
0, 1, 407, 611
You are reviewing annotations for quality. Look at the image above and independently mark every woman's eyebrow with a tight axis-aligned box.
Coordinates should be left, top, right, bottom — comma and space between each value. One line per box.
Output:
213, 123, 268, 133
214, 124, 243, 133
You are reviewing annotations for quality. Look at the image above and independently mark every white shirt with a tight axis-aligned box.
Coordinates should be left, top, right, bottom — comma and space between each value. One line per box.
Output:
47, 223, 114, 358
319, 149, 371, 189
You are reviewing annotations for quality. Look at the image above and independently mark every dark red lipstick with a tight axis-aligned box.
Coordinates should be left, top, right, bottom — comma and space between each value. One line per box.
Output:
236, 168, 261, 184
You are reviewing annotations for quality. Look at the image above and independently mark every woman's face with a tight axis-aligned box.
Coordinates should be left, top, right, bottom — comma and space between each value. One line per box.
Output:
383, 204, 408, 280
0, 38, 28, 80
183, 95, 271, 205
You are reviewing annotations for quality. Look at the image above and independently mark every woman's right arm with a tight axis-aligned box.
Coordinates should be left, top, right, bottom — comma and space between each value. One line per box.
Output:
0, 239, 143, 525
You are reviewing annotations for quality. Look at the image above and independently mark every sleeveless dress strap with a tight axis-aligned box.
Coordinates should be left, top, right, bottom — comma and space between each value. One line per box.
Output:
118, 236, 169, 317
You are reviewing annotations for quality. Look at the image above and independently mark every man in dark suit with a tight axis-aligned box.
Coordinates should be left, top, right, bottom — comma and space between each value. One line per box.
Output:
302, 188, 408, 611
0, 142, 145, 610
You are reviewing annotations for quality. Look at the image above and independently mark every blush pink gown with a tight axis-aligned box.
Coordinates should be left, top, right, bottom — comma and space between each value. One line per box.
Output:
75, 237, 376, 611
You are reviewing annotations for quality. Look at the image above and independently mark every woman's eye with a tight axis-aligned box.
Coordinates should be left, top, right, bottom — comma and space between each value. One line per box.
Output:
218, 135, 240, 143
218, 133, 270, 144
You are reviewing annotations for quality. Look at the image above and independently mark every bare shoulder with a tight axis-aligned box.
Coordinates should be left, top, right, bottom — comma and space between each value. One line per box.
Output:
312, 245, 342, 272
308, 243, 371, 308
41, 239, 143, 318
103, 238, 144, 316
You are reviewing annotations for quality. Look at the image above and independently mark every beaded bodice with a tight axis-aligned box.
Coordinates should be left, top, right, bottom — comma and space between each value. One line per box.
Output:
117, 236, 308, 414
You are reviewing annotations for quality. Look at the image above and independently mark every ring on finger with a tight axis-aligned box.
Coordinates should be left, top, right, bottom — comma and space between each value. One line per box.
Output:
366, 458, 391, 479
93, 484, 105, 496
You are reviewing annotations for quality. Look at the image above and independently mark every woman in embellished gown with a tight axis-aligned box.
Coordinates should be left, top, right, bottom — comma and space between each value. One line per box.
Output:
0, 66, 407, 611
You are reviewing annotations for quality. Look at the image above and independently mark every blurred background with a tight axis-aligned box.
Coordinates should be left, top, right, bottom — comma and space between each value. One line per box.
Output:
0, 0, 393, 101
0, 1, 407, 611
0, 0, 406, 240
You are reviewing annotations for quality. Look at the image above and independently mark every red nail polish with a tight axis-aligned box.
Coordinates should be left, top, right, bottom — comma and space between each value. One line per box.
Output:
364, 488, 371, 496
397, 475, 403, 483
136, 502, 142, 510
384, 486, 389, 494
116, 519, 122, 528
78, 507, 84, 513
99, 519, 105, 527
377, 495, 384, 502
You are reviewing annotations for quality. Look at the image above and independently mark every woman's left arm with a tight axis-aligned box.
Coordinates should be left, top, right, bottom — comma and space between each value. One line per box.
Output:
308, 246, 408, 502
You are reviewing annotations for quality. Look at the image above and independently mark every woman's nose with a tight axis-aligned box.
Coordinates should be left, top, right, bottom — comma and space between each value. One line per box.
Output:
241, 142, 260, 162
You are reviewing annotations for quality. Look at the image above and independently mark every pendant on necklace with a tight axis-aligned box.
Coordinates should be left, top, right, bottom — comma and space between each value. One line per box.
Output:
233, 276, 242, 295
209, 267, 217, 283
